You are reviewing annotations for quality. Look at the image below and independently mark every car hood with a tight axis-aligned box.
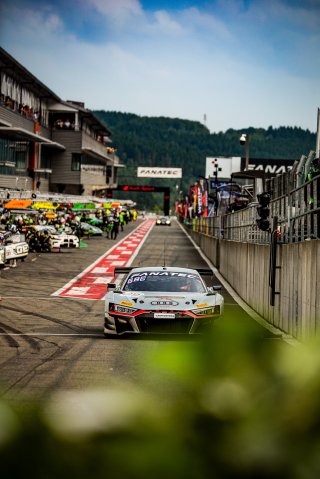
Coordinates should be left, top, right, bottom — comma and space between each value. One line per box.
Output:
54, 233, 77, 239
111, 291, 222, 309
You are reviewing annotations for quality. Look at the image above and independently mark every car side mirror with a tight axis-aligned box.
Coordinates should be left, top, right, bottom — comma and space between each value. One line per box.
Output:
206, 285, 222, 295
107, 283, 122, 294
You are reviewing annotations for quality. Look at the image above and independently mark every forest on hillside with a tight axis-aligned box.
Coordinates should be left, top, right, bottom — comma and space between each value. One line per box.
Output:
94, 110, 316, 211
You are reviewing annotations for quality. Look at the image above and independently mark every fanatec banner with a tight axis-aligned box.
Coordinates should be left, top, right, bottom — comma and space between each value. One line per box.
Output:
137, 167, 182, 178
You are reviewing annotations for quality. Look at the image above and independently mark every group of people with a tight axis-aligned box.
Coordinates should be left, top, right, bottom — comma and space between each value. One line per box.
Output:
0, 205, 139, 300
0, 209, 75, 234
100, 209, 133, 240
54, 118, 75, 129
1, 94, 39, 122
0, 205, 138, 239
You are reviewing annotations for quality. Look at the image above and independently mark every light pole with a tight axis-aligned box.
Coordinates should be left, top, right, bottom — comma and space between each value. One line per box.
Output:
239, 133, 250, 170
316, 107, 320, 158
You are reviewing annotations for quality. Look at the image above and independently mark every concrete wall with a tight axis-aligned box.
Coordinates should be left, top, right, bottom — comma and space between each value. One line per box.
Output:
191, 229, 320, 341
279, 242, 320, 339
50, 130, 81, 185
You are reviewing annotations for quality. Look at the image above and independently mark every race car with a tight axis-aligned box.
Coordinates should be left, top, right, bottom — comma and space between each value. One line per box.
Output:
0, 245, 5, 266
44, 225, 80, 248
79, 222, 103, 236
24, 225, 79, 248
156, 216, 171, 226
104, 266, 224, 336
0, 231, 29, 266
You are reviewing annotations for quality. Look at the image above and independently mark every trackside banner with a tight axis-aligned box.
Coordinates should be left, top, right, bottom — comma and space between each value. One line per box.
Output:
137, 167, 182, 178
32, 202, 58, 210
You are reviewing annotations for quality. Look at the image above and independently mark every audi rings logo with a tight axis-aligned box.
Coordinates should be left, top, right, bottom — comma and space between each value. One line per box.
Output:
151, 300, 179, 306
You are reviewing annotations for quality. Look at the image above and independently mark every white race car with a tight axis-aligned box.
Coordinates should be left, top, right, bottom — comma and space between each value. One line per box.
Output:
44, 226, 80, 248
0, 232, 29, 266
104, 266, 224, 336
26, 225, 79, 248
0, 245, 5, 266
156, 216, 171, 226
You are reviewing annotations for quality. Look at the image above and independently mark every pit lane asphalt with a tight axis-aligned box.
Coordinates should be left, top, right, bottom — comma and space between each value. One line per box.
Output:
0, 217, 282, 403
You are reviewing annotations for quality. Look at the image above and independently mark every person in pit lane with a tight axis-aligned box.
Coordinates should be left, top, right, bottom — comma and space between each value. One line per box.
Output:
111, 212, 120, 240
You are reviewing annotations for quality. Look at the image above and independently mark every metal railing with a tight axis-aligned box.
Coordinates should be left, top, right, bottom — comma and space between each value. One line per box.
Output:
288, 175, 320, 242
192, 173, 320, 244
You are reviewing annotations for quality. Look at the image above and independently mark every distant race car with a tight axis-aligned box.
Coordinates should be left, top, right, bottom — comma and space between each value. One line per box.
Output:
80, 222, 103, 236
104, 266, 224, 337
86, 217, 103, 227
24, 225, 79, 248
0, 245, 5, 266
156, 216, 171, 226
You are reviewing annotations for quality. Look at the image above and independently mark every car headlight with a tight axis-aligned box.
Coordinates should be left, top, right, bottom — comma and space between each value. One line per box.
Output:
191, 306, 220, 316
111, 304, 138, 314
166, 221, 170, 224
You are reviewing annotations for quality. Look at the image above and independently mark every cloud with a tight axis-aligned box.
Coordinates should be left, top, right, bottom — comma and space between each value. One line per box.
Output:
85, 0, 144, 27
264, 0, 320, 29
0, 0, 319, 133
1, 3, 63, 33
83, 0, 186, 38
43, 12, 64, 32
180, 7, 233, 41
150, 10, 185, 36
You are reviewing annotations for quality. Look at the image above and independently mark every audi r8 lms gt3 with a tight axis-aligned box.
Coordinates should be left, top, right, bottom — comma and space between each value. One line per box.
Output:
104, 266, 224, 336
156, 216, 171, 226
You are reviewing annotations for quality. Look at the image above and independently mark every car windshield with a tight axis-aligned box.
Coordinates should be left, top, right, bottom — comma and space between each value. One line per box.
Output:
44, 226, 58, 233
123, 271, 206, 293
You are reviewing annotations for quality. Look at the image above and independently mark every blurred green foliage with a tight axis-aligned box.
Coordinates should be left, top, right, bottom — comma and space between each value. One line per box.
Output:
1, 319, 320, 479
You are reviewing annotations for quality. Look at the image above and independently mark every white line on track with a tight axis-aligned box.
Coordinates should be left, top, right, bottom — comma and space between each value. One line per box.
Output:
51, 220, 153, 298
177, 221, 299, 347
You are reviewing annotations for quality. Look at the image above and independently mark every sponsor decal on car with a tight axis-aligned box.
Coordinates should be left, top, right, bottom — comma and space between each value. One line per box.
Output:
148, 296, 180, 300
129, 271, 198, 279
5, 243, 29, 259
153, 313, 176, 319
196, 303, 209, 308
151, 300, 179, 306
127, 276, 147, 283
125, 291, 144, 297
120, 301, 135, 306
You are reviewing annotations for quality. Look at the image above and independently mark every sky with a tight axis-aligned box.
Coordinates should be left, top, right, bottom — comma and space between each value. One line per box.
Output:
0, 0, 319, 133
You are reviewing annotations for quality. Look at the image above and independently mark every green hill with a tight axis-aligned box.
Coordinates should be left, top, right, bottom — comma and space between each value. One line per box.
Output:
94, 110, 316, 211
